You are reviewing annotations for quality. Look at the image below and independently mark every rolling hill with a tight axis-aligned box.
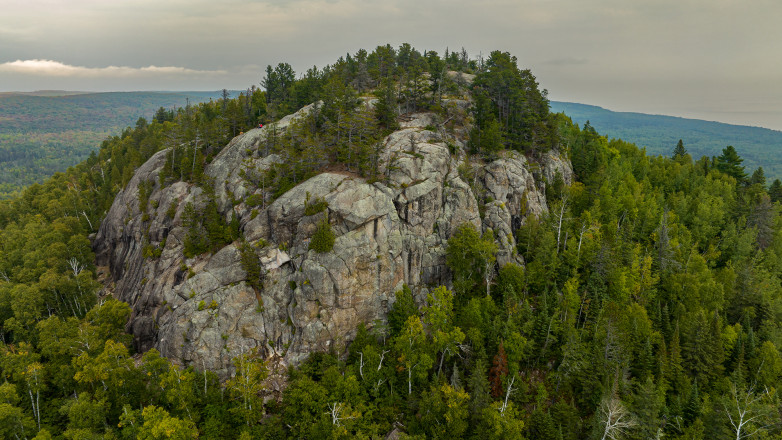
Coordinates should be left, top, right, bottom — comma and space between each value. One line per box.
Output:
550, 101, 782, 182
0, 91, 227, 198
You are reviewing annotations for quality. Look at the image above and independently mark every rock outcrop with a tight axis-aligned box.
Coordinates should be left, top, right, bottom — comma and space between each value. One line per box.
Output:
94, 103, 573, 378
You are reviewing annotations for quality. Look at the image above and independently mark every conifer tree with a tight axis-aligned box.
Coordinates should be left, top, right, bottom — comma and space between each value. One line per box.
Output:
769, 179, 782, 203
632, 378, 662, 440
667, 325, 686, 392
374, 79, 398, 131
672, 139, 687, 159
468, 357, 491, 422
749, 167, 766, 186
683, 382, 701, 425
715, 145, 746, 183
387, 285, 417, 337
527, 409, 559, 440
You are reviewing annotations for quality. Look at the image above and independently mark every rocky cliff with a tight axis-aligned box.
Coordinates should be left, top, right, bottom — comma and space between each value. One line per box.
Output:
93, 102, 573, 378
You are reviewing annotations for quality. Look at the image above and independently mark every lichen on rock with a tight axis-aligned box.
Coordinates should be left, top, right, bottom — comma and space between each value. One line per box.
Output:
94, 102, 573, 378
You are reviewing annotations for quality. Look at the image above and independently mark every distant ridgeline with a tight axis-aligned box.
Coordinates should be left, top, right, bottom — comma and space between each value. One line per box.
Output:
0, 91, 228, 199
550, 101, 782, 182
2, 44, 782, 439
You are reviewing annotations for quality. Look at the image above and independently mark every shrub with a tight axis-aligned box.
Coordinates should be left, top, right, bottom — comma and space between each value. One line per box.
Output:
239, 241, 264, 292
246, 193, 264, 207
166, 201, 178, 219
304, 193, 328, 216
309, 217, 335, 253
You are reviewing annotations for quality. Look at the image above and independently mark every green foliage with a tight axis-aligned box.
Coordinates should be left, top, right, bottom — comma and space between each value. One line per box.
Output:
445, 223, 498, 299
1, 43, 782, 440
387, 284, 417, 337
417, 384, 470, 438
166, 201, 178, 219
309, 217, 335, 253
239, 241, 264, 292
143, 237, 166, 259
673, 138, 688, 159
551, 100, 782, 182
119, 405, 198, 439
303, 193, 328, 216
470, 50, 554, 155
245, 193, 264, 207
226, 348, 268, 427
0, 91, 225, 198
374, 79, 399, 130
716, 145, 747, 183
769, 179, 782, 203
181, 191, 236, 258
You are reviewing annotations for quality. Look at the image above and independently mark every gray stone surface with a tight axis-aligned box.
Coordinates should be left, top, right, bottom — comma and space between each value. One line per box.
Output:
94, 102, 573, 378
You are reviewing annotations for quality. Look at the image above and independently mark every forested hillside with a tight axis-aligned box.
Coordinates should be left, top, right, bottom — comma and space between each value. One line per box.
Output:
0, 91, 227, 199
550, 101, 782, 182
0, 44, 781, 439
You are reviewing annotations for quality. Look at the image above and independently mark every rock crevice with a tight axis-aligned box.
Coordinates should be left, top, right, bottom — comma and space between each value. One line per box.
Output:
94, 104, 573, 377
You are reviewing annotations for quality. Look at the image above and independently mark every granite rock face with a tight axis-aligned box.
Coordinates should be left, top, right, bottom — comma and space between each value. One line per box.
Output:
94, 103, 572, 377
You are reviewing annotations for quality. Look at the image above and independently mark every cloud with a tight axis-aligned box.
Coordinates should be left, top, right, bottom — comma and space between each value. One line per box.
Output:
0, 59, 227, 77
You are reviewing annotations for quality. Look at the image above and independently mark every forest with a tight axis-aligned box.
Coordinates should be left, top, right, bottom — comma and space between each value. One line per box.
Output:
1, 43, 782, 439
0, 91, 224, 199
550, 101, 782, 182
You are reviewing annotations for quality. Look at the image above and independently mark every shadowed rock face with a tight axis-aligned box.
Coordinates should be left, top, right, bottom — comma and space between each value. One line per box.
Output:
94, 103, 572, 378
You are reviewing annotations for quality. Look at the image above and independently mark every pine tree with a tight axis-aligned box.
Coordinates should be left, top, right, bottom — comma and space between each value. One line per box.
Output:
387, 285, 417, 337
749, 167, 766, 186
667, 325, 686, 392
374, 79, 398, 130
715, 145, 746, 183
730, 338, 748, 386
769, 179, 782, 203
468, 358, 491, 422
683, 382, 701, 425
705, 313, 726, 384
309, 217, 335, 253
632, 378, 662, 440
527, 409, 559, 440
672, 139, 687, 160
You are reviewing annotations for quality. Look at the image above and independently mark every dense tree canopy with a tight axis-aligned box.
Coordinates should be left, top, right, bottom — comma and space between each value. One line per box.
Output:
1, 43, 782, 439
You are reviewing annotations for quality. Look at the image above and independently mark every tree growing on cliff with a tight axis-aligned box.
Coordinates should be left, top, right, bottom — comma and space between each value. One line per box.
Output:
471, 50, 552, 153
309, 217, 335, 253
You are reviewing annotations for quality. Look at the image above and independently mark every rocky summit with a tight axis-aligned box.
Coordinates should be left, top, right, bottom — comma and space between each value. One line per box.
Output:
93, 101, 572, 378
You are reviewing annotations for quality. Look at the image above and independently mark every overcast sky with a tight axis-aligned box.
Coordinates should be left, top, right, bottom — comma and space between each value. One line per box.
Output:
1, 0, 781, 130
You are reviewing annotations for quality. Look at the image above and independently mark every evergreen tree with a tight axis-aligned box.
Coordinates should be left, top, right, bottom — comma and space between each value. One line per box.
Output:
667, 325, 686, 393
683, 382, 700, 425
387, 285, 417, 337
769, 178, 782, 203
527, 409, 559, 440
471, 50, 552, 153
672, 139, 687, 159
749, 166, 766, 186
715, 145, 746, 183
309, 217, 335, 253
632, 378, 662, 440
373, 79, 398, 130
468, 357, 491, 422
